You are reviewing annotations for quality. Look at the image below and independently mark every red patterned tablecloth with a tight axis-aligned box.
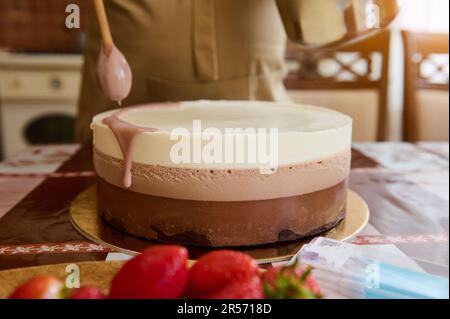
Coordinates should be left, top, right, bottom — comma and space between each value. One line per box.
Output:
0, 143, 448, 270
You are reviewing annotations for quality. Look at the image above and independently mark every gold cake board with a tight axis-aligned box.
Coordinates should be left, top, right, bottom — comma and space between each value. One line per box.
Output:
70, 186, 369, 264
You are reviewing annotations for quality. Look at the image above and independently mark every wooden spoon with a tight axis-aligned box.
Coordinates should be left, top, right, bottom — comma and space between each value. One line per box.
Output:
93, 0, 114, 55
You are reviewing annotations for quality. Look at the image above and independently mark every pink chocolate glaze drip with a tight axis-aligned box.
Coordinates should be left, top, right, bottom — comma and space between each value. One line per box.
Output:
102, 103, 180, 188
97, 45, 132, 105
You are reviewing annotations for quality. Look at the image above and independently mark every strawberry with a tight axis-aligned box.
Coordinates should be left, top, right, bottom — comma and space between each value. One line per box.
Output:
206, 276, 264, 299
261, 262, 322, 299
69, 286, 105, 299
9, 276, 64, 299
109, 245, 188, 299
186, 250, 260, 298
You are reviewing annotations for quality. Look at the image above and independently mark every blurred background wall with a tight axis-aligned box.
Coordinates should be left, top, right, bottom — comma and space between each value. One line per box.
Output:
0, 0, 88, 52
0, 0, 448, 159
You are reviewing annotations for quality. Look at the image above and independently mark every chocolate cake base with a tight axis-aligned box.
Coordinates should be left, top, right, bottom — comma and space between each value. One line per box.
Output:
97, 178, 347, 247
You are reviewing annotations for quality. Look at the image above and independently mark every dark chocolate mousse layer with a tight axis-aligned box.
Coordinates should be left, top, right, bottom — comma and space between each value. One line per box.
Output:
97, 178, 347, 247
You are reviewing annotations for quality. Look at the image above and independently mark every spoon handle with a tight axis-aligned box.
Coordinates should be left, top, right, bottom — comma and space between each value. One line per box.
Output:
93, 0, 114, 55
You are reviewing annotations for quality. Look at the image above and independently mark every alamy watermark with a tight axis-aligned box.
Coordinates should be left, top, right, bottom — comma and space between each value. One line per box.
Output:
169, 120, 279, 174
365, 3, 380, 29
365, 262, 380, 289
65, 263, 80, 289
65, 4, 80, 29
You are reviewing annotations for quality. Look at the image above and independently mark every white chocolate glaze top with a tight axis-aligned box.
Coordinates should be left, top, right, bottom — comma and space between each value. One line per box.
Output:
92, 100, 352, 180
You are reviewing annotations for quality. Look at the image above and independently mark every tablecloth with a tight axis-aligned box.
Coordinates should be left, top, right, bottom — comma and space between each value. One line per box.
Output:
0, 143, 448, 271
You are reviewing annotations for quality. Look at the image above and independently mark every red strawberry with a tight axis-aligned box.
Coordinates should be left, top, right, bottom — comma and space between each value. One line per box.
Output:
109, 245, 188, 299
186, 250, 259, 298
9, 276, 64, 299
207, 276, 263, 299
261, 262, 322, 299
69, 286, 105, 299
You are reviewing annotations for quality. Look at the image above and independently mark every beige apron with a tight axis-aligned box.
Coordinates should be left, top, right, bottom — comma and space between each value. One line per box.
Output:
76, 0, 288, 143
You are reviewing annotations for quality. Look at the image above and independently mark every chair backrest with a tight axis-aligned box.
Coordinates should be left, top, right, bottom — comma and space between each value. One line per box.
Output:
284, 30, 390, 141
402, 30, 449, 142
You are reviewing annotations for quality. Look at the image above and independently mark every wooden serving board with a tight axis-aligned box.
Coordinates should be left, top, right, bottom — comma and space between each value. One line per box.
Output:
0, 259, 197, 298
0, 260, 125, 298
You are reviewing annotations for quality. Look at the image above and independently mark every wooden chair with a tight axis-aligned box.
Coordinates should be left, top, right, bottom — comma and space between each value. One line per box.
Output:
402, 31, 449, 142
284, 30, 391, 141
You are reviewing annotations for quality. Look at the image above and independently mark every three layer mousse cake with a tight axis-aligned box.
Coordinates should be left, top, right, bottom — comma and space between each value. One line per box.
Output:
91, 100, 352, 247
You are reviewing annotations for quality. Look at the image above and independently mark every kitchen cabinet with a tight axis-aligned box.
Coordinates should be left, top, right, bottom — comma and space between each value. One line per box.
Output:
0, 52, 82, 158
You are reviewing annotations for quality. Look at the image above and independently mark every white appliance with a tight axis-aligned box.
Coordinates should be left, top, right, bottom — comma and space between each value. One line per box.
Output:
0, 52, 82, 158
